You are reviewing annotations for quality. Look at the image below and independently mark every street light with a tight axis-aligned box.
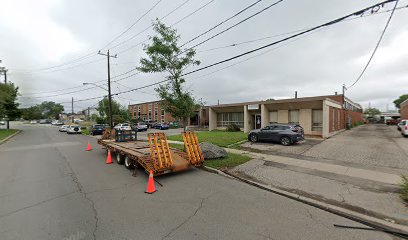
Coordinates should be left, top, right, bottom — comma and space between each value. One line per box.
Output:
83, 82, 112, 129
82, 82, 108, 91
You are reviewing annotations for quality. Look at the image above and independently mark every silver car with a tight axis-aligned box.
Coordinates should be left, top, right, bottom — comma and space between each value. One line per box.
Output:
399, 120, 408, 137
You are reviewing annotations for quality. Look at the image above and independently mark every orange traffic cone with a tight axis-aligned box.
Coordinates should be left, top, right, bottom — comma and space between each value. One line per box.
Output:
86, 141, 92, 151
106, 150, 113, 164
145, 170, 157, 194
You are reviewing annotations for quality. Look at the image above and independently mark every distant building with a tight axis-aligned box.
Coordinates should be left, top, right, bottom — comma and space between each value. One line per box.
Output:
401, 99, 408, 119
128, 100, 209, 127
208, 94, 363, 138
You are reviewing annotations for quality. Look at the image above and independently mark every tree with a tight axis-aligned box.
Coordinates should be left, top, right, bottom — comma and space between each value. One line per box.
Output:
137, 20, 200, 131
393, 94, 408, 109
364, 108, 381, 117
96, 97, 129, 125
0, 82, 21, 129
21, 106, 43, 120
39, 101, 64, 119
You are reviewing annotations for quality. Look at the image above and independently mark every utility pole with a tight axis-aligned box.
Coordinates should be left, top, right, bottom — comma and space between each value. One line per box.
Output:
88, 107, 90, 120
98, 50, 117, 130
0, 67, 7, 84
71, 97, 74, 123
342, 84, 347, 129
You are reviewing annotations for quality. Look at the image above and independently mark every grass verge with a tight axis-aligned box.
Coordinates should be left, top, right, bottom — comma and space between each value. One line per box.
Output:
167, 131, 247, 147
168, 143, 252, 170
401, 176, 408, 202
0, 129, 19, 141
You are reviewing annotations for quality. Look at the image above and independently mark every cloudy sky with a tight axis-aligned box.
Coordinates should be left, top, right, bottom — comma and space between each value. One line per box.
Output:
1, 0, 407, 112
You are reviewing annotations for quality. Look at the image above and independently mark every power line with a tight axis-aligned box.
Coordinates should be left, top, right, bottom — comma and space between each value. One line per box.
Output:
109, 0, 196, 51
54, 0, 397, 105
114, 0, 215, 54
180, 0, 263, 47
183, 0, 285, 51
99, 0, 162, 50
197, 4, 408, 53
347, 0, 399, 88
182, 0, 398, 77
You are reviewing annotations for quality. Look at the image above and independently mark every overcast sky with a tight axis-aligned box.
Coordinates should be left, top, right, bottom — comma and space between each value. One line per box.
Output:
1, 0, 407, 112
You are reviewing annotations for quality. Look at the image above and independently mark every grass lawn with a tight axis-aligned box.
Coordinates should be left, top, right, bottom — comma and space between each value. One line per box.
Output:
401, 176, 408, 203
168, 143, 252, 170
0, 129, 19, 141
167, 131, 247, 147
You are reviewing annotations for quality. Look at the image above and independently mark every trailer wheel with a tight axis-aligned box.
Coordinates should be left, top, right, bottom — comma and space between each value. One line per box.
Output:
116, 153, 125, 165
124, 156, 134, 169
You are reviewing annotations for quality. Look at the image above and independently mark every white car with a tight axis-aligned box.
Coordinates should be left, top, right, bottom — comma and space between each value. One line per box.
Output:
59, 125, 69, 132
0, 121, 5, 125
114, 123, 131, 131
30, 120, 37, 124
66, 125, 82, 134
400, 120, 408, 137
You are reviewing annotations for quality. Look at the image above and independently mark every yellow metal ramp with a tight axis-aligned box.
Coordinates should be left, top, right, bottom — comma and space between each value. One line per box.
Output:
182, 131, 204, 165
147, 133, 174, 169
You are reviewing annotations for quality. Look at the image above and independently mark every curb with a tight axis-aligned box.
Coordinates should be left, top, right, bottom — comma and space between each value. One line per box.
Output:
0, 130, 21, 145
202, 166, 408, 239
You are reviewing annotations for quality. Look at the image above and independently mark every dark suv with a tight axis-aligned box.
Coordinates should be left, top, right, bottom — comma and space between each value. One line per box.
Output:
248, 124, 304, 146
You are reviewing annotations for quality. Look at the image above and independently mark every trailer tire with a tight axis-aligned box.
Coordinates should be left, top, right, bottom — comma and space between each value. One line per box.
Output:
116, 153, 125, 165
124, 156, 134, 169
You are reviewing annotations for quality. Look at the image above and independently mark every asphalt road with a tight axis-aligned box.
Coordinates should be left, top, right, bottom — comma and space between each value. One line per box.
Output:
0, 123, 394, 240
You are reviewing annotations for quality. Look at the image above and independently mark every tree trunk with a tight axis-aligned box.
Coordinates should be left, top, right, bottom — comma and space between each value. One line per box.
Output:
183, 117, 187, 132
6, 120, 9, 130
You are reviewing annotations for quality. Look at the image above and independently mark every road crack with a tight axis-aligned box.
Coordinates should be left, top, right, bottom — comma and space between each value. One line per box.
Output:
57, 148, 99, 240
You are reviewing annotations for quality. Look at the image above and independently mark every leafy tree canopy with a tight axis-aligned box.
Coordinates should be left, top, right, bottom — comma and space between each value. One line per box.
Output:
393, 94, 408, 109
137, 19, 200, 131
364, 108, 381, 117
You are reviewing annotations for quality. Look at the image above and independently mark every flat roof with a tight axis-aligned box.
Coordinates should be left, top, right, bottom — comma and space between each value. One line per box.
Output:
209, 94, 345, 108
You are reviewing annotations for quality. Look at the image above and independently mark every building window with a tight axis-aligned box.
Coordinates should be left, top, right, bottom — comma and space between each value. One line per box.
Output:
269, 111, 278, 123
312, 109, 323, 132
216, 112, 244, 128
289, 110, 299, 124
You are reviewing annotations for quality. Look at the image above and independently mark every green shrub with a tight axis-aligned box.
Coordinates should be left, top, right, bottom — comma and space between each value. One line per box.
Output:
226, 123, 240, 132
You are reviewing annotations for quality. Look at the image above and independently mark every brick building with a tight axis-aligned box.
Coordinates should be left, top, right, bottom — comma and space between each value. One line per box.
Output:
208, 94, 363, 138
400, 99, 408, 119
128, 101, 209, 127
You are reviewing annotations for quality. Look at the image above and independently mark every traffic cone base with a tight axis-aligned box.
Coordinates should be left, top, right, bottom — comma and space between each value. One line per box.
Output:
86, 142, 92, 151
145, 170, 157, 194
106, 150, 113, 164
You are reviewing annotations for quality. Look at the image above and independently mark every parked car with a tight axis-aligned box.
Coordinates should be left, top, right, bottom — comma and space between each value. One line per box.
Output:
154, 122, 170, 130
134, 122, 148, 131
114, 123, 132, 131
145, 120, 156, 129
89, 124, 106, 135
399, 120, 408, 137
30, 120, 38, 124
39, 119, 48, 124
397, 120, 406, 131
0, 121, 5, 125
74, 119, 83, 124
54, 121, 64, 126
248, 124, 304, 146
59, 125, 69, 132
386, 119, 399, 125
67, 125, 82, 134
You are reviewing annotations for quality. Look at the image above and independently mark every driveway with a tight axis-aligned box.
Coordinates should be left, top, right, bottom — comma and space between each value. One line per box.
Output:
303, 124, 408, 171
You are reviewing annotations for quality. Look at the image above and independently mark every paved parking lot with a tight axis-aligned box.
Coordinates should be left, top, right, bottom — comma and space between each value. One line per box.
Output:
303, 124, 408, 171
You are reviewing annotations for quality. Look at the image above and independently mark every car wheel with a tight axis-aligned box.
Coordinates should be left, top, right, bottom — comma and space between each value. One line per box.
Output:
250, 134, 258, 143
124, 156, 134, 169
280, 136, 291, 146
116, 153, 125, 165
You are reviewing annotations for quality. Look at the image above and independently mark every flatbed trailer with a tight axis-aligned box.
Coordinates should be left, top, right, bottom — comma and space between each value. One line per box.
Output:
97, 132, 204, 176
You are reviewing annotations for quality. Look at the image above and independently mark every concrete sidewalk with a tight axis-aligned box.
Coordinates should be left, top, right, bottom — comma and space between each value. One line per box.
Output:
225, 148, 408, 226
227, 148, 402, 185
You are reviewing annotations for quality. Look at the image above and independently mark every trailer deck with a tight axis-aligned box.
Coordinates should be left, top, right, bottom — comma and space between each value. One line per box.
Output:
97, 132, 204, 176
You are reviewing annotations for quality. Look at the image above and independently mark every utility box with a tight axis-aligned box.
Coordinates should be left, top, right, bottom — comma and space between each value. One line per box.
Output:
115, 130, 137, 142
